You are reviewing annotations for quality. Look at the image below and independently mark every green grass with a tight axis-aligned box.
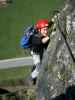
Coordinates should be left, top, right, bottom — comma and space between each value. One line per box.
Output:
0, 66, 31, 86
0, 0, 64, 59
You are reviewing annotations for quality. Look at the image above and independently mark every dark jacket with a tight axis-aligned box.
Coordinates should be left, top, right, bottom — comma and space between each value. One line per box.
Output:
29, 32, 50, 59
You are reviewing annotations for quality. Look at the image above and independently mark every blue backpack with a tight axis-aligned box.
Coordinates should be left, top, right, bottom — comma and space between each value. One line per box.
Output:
20, 25, 35, 48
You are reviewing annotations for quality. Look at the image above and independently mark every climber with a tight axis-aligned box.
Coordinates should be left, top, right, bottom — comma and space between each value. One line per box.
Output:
20, 19, 54, 85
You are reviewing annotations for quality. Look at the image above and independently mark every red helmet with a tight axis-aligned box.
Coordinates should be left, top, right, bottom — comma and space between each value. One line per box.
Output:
35, 19, 48, 29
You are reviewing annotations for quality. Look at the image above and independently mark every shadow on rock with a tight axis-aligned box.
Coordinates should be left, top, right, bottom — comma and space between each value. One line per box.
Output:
52, 85, 75, 100
0, 88, 10, 94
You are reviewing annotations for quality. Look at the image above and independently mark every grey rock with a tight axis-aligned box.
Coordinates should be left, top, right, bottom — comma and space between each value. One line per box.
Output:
35, 2, 75, 100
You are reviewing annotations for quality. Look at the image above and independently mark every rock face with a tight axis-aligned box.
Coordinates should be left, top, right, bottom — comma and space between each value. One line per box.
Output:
36, 1, 75, 100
